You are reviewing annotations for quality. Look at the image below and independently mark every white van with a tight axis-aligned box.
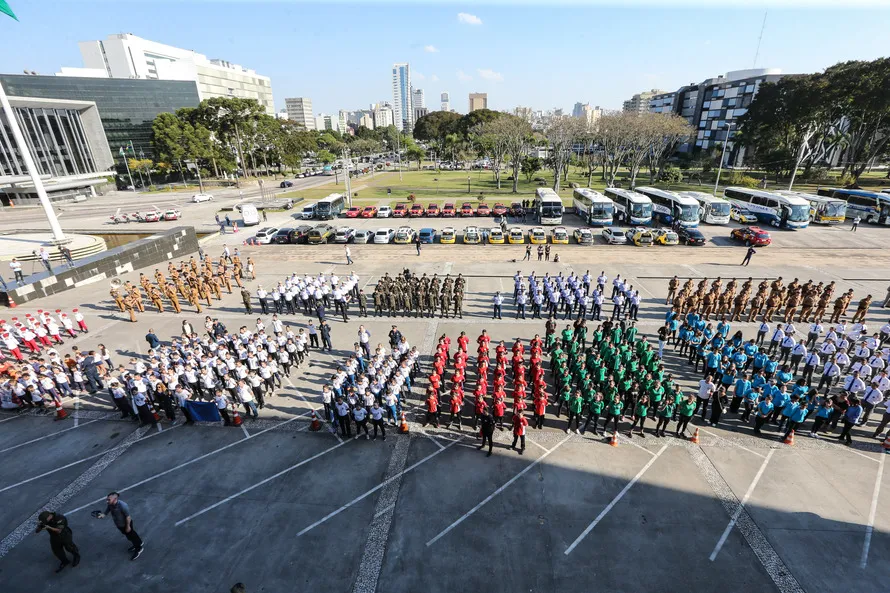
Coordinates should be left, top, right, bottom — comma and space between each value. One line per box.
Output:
241, 204, 260, 226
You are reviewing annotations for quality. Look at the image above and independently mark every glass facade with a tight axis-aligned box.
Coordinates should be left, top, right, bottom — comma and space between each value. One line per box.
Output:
0, 106, 96, 177
0, 75, 200, 160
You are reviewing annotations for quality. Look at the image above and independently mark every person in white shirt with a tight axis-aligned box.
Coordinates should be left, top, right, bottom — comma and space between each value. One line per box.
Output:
369, 402, 386, 440
843, 371, 866, 396
768, 325, 785, 356
352, 405, 369, 439
696, 376, 716, 420
492, 292, 504, 320
860, 382, 884, 425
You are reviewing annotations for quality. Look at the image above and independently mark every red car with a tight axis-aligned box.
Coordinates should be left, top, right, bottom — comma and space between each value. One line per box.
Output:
426, 203, 440, 217
460, 203, 475, 217
476, 204, 491, 216
731, 226, 771, 246
345, 207, 361, 218
492, 203, 507, 216
361, 206, 378, 218
393, 203, 408, 217
409, 203, 425, 217
442, 203, 456, 217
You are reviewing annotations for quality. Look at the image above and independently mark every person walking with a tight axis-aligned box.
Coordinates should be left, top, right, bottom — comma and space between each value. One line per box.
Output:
478, 411, 495, 456
36, 510, 80, 572
94, 492, 144, 560
524, 245, 532, 261
37, 247, 53, 274
415, 234, 422, 256
511, 410, 528, 454
851, 216, 861, 232
345, 245, 354, 265
741, 246, 756, 266
320, 321, 332, 352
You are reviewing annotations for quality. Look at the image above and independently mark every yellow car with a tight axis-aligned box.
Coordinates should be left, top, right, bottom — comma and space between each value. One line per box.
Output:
393, 226, 415, 244
551, 226, 569, 244
463, 226, 481, 244
529, 227, 547, 244
488, 227, 505, 244
653, 228, 679, 245
730, 206, 759, 224
508, 227, 525, 244
631, 227, 655, 246
440, 227, 456, 244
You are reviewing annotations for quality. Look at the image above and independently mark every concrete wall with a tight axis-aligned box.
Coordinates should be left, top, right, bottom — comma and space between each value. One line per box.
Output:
0, 227, 199, 307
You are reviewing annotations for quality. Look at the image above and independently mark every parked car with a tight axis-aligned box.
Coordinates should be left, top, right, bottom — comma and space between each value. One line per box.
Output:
601, 227, 628, 245
393, 203, 409, 217
345, 207, 361, 218
409, 204, 425, 217
492, 203, 507, 216
730, 206, 759, 224
279, 180, 293, 188
353, 229, 372, 244
440, 227, 456, 244
271, 228, 294, 244
476, 204, 491, 217
730, 226, 771, 246
426, 203, 440, 217
361, 206, 378, 218
377, 206, 393, 218
191, 193, 214, 203
573, 228, 594, 245
631, 227, 655, 246
488, 227, 505, 244
551, 226, 569, 244
308, 224, 334, 244
253, 227, 281, 244
394, 226, 415, 244
509, 203, 525, 217
163, 209, 182, 221
652, 228, 679, 246
529, 227, 547, 244
677, 226, 707, 246
287, 225, 313, 244
373, 227, 395, 244
442, 203, 456, 217
333, 227, 356, 243
460, 203, 475, 217
418, 228, 436, 243
508, 227, 525, 244
141, 210, 162, 222
463, 226, 481, 244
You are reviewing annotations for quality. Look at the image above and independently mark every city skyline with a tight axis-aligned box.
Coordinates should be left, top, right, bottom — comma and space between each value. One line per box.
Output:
0, 2, 888, 118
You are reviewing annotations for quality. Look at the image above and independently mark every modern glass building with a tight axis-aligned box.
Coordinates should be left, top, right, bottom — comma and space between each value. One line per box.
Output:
0, 74, 200, 160
391, 63, 413, 132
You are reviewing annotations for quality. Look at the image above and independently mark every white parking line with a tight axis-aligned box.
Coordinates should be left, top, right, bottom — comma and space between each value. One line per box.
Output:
710, 449, 774, 561
0, 418, 103, 454
426, 435, 571, 547
241, 424, 250, 438
420, 430, 445, 450
176, 439, 349, 526
861, 454, 885, 569
0, 412, 29, 424
699, 428, 766, 459
564, 443, 668, 555
298, 437, 460, 537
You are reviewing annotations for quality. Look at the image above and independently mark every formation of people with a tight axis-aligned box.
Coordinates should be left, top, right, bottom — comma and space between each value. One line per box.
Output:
370, 270, 467, 318
252, 269, 364, 322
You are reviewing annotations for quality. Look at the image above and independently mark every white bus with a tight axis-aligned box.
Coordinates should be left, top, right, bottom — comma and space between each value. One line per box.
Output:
572, 188, 614, 226
315, 193, 346, 220
680, 191, 731, 225
534, 188, 564, 225
603, 187, 653, 225
816, 188, 890, 225
634, 186, 700, 228
723, 187, 810, 229
776, 190, 846, 225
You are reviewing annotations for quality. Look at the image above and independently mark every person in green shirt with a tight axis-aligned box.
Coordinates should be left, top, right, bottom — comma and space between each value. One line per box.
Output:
611, 325, 623, 345
582, 391, 605, 435
566, 390, 584, 433
676, 394, 697, 437
575, 320, 588, 345
555, 383, 572, 417
604, 393, 624, 435
624, 322, 637, 344
648, 379, 665, 417
561, 325, 574, 350
628, 395, 650, 437
591, 327, 603, 347
655, 395, 676, 437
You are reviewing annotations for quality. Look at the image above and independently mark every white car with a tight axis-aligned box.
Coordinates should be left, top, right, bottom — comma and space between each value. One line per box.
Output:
253, 227, 280, 244
333, 227, 356, 244
601, 227, 628, 245
191, 193, 214, 203
373, 227, 395, 244
377, 206, 393, 218
353, 229, 372, 244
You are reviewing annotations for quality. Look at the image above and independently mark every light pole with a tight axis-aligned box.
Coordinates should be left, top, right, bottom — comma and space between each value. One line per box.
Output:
434, 178, 439, 194
119, 147, 135, 191
129, 141, 145, 189
713, 121, 735, 196
343, 147, 353, 206
467, 175, 471, 194
396, 132, 403, 181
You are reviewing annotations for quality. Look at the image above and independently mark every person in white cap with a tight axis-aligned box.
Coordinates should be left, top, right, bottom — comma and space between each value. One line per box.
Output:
34, 324, 52, 347
60, 313, 76, 338
72, 309, 88, 333
46, 317, 64, 345
19, 326, 40, 353
3, 332, 23, 360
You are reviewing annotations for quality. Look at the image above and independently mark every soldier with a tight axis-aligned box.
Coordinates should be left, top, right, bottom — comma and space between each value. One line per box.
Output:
373, 288, 384, 316
701, 291, 716, 321
189, 284, 203, 314
798, 290, 817, 323
852, 294, 872, 323
110, 287, 126, 312
154, 268, 165, 288
784, 290, 801, 323
357, 289, 368, 316
35, 510, 80, 572
246, 257, 256, 280
439, 287, 450, 319
148, 286, 164, 313
747, 293, 765, 322
813, 291, 831, 323
241, 287, 253, 314
731, 292, 749, 322
425, 288, 436, 318
123, 292, 138, 322
387, 289, 397, 317
221, 269, 233, 294
165, 282, 182, 314
763, 293, 781, 322
830, 290, 854, 323
453, 289, 464, 319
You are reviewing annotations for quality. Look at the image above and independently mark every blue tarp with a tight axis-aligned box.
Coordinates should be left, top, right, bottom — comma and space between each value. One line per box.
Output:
185, 400, 222, 423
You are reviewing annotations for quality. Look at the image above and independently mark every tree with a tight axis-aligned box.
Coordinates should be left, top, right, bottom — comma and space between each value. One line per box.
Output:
471, 117, 517, 189
499, 116, 535, 192
456, 109, 501, 140
646, 113, 693, 183
193, 96, 266, 174
413, 111, 462, 144
544, 117, 585, 191
316, 150, 336, 164
521, 156, 542, 182
406, 145, 425, 170
597, 111, 637, 187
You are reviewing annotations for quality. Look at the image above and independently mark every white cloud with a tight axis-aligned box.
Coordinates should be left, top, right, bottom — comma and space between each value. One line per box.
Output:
458, 12, 482, 25
424, 45, 439, 53
457, 70, 472, 82
477, 68, 504, 82
414, 71, 426, 81
430, 75, 439, 82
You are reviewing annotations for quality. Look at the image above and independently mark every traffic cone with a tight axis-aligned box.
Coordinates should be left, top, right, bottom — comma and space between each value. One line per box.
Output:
231, 405, 243, 427
309, 409, 321, 431
152, 409, 161, 422
882, 435, 890, 452
53, 399, 68, 420
783, 429, 795, 446
399, 411, 409, 434
610, 431, 619, 447
690, 428, 700, 444
7, 302, 15, 309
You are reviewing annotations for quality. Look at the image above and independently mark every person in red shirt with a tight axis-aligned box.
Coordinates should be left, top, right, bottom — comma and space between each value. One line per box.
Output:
511, 410, 529, 454
534, 391, 548, 429
477, 357, 489, 378
511, 353, 523, 371
530, 334, 543, 352
433, 358, 445, 378
513, 397, 527, 415
473, 393, 488, 430
450, 369, 464, 387
493, 373, 506, 392
477, 330, 491, 348
512, 339, 525, 357
424, 390, 440, 428
492, 394, 506, 430
428, 371, 441, 394
457, 331, 469, 353
440, 334, 451, 355
449, 387, 463, 429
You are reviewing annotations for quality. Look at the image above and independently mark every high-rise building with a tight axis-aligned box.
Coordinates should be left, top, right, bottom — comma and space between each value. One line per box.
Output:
413, 107, 428, 123
572, 102, 603, 127
392, 63, 413, 132
373, 103, 394, 129
359, 113, 374, 130
275, 109, 288, 120
69, 33, 275, 114
469, 92, 488, 112
622, 89, 664, 114
284, 97, 315, 130
413, 88, 425, 110
338, 110, 349, 135
440, 92, 450, 112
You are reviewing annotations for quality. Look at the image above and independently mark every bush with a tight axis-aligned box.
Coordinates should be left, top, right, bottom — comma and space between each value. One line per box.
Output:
657, 166, 683, 183
407, 193, 416, 202
477, 193, 486, 202
726, 171, 759, 188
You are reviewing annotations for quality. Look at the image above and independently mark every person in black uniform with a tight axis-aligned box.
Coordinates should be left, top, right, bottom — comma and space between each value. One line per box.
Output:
35, 510, 80, 572
477, 411, 495, 457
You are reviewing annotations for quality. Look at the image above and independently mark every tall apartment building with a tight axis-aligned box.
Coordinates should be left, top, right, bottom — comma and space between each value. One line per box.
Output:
359, 113, 374, 130
468, 92, 488, 112
440, 92, 450, 112
572, 102, 603, 127
372, 103, 394, 129
622, 89, 664, 114
67, 33, 275, 114
391, 63, 413, 132
284, 97, 315, 130
413, 88, 425, 110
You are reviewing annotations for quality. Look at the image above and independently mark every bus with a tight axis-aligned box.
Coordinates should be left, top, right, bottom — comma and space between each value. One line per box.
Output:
534, 188, 564, 225
572, 188, 614, 226
635, 186, 700, 228
680, 191, 731, 225
315, 193, 346, 220
603, 187, 653, 225
723, 187, 810, 229
776, 190, 846, 225
815, 188, 890, 225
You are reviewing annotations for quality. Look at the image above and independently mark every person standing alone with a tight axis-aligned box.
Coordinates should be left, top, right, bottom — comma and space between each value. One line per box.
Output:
345, 245, 353, 265
94, 492, 144, 560
851, 216, 861, 232
741, 246, 756, 266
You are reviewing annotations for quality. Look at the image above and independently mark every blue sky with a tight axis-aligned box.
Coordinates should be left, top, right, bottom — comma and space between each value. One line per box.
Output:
1, 1, 888, 116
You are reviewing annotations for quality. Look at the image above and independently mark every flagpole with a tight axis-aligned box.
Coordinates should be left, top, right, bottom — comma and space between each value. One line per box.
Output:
0, 79, 67, 243
120, 147, 135, 191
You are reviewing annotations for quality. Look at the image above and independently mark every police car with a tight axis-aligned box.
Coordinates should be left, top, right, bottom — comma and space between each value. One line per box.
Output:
440, 227, 457, 244
551, 226, 569, 244
573, 228, 594, 245
463, 226, 481, 244
730, 206, 759, 224
529, 227, 547, 244
488, 227, 505, 244
394, 226, 416, 244
631, 227, 655, 246
508, 227, 525, 244
652, 228, 679, 245
601, 227, 628, 245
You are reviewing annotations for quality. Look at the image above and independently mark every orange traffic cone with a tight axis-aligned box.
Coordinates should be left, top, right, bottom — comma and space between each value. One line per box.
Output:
231, 405, 243, 427
399, 411, 409, 434
610, 431, 619, 447
53, 399, 68, 420
309, 409, 321, 431
783, 429, 795, 446
883, 435, 890, 452
152, 409, 161, 422
690, 428, 700, 444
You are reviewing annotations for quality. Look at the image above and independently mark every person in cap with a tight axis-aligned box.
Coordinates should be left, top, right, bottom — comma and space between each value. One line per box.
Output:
35, 510, 80, 572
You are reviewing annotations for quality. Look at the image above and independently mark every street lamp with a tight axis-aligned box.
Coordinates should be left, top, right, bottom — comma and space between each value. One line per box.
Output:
434, 178, 439, 194
713, 121, 735, 196
467, 175, 471, 194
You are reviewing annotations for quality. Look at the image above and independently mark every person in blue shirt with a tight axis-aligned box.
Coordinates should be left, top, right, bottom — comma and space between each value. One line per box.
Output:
732, 349, 748, 370
703, 325, 714, 343
783, 399, 809, 441
694, 342, 709, 373
777, 395, 800, 432
791, 379, 809, 399
752, 352, 768, 374
775, 365, 793, 387
730, 330, 744, 349
838, 397, 862, 445
751, 370, 768, 392
685, 311, 699, 327
764, 357, 779, 379
732, 372, 751, 413
720, 363, 737, 391
705, 350, 722, 378
769, 384, 790, 424
717, 319, 731, 338
753, 394, 774, 435
695, 318, 706, 332
742, 384, 761, 422
809, 399, 833, 438
711, 334, 725, 352
668, 318, 679, 344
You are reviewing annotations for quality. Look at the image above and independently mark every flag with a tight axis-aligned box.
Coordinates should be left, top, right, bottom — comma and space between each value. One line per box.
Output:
119, 147, 125, 157
0, 1, 18, 21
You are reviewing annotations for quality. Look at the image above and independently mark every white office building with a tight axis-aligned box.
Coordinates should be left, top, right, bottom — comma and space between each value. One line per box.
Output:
392, 63, 413, 132
373, 102, 394, 129
70, 33, 275, 115
284, 97, 315, 130
440, 92, 450, 112
413, 88, 425, 110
